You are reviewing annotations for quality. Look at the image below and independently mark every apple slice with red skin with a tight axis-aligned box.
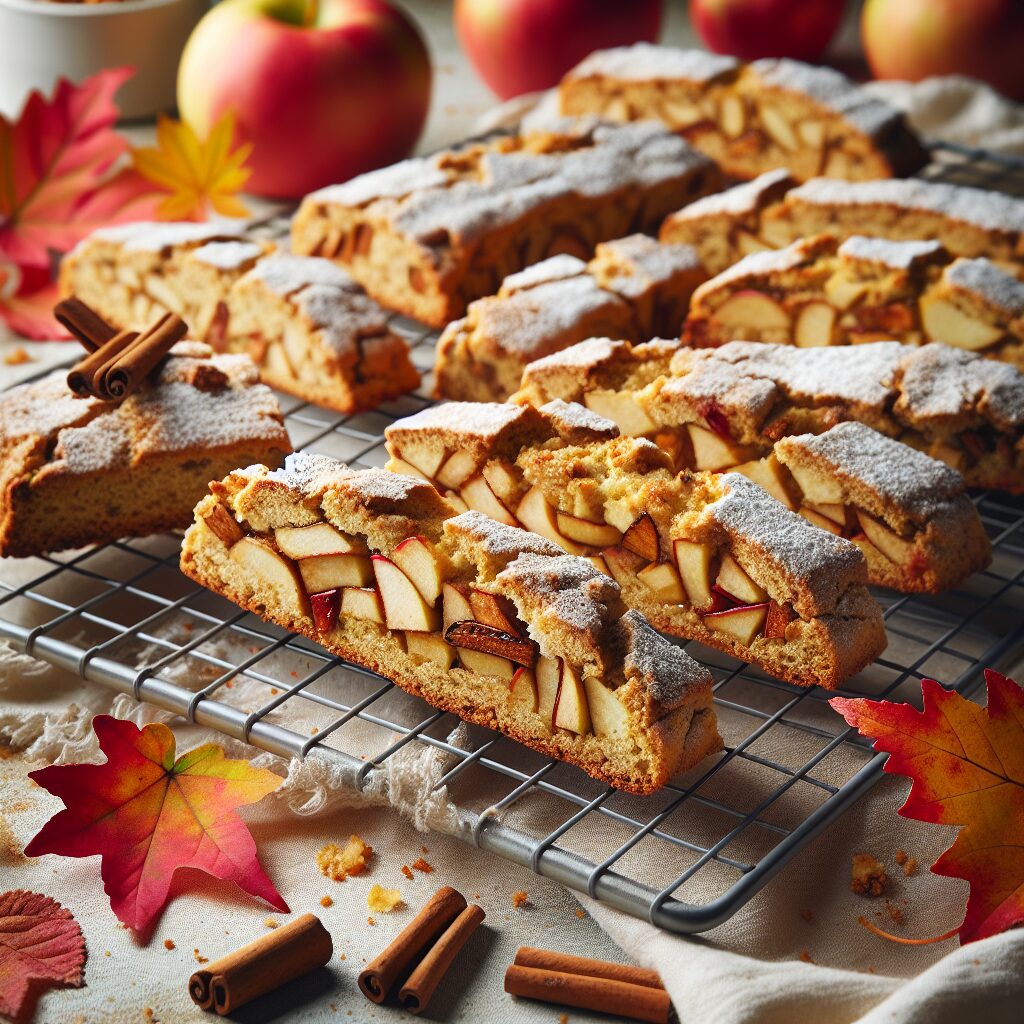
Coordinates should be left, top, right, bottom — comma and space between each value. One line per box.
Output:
716, 554, 767, 604
703, 601, 770, 646
637, 560, 686, 603
392, 535, 443, 605
275, 522, 366, 559
405, 631, 456, 670
515, 487, 584, 555
341, 586, 385, 624
601, 545, 646, 587
442, 583, 474, 633
229, 537, 308, 613
553, 659, 591, 735
687, 423, 751, 472
457, 647, 515, 680
674, 539, 715, 610
536, 655, 561, 723
763, 600, 794, 640
469, 590, 523, 636
461, 475, 518, 527
509, 667, 538, 713
372, 555, 440, 631
555, 511, 622, 548
705, 589, 736, 614
622, 513, 660, 562
298, 552, 374, 593
310, 588, 340, 634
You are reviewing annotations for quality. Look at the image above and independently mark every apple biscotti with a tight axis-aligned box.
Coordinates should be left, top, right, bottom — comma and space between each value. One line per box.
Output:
181, 452, 722, 794
514, 338, 1024, 495
0, 342, 291, 558
384, 402, 886, 688
59, 224, 421, 414
661, 175, 1024, 277
290, 118, 720, 327
681, 234, 1024, 365
557, 45, 927, 182
433, 235, 705, 402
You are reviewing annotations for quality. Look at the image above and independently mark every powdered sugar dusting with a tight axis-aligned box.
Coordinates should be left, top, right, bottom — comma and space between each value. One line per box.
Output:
566, 43, 739, 84
617, 609, 709, 708
192, 240, 265, 270
944, 258, 1024, 316
524, 337, 624, 374
446, 510, 562, 559
501, 255, 587, 294
780, 422, 963, 520
839, 236, 945, 270
792, 178, 1024, 234
0, 372, 104, 443
668, 169, 794, 221
596, 234, 702, 299
389, 401, 529, 440
539, 399, 619, 439
250, 253, 355, 296
655, 359, 779, 423
342, 466, 435, 506
312, 157, 449, 208
121, 221, 242, 253
700, 237, 826, 292
268, 451, 351, 495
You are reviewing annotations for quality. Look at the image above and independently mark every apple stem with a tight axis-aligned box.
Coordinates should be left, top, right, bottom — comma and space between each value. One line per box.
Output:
857, 916, 959, 946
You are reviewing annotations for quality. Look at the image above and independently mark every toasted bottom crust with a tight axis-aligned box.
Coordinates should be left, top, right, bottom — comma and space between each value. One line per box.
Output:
0, 445, 289, 558
180, 537, 723, 795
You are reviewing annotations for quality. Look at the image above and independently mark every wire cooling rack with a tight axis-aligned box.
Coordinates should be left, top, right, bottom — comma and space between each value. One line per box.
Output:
2, 141, 1024, 935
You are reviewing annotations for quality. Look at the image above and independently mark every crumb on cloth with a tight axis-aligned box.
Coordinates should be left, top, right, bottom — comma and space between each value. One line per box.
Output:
317, 835, 373, 881
367, 884, 404, 913
851, 853, 888, 897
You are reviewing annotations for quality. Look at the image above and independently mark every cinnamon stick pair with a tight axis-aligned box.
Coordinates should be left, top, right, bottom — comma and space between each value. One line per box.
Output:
62, 299, 188, 401
188, 913, 332, 1015
505, 947, 671, 1024
358, 885, 485, 1014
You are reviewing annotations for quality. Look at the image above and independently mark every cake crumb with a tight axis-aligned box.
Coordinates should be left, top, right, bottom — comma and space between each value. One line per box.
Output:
512, 891, 529, 909
885, 900, 904, 925
902, 857, 918, 877
367, 884, 404, 913
4, 348, 31, 366
401, 864, 414, 880
143, 1009, 154, 1022
574, 909, 586, 919
851, 853, 888, 896
194, 950, 208, 964
411, 857, 433, 874
367, 917, 376, 926
895, 849, 907, 865
320, 895, 334, 908
163, 939, 175, 950
559, 1015, 570, 1024
317, 835, 373, 881
421, 846, 429, 854
104, 950, 111, 958
265, 918, 279, 929
799, 949, 813, 963
339, 953, 347, 961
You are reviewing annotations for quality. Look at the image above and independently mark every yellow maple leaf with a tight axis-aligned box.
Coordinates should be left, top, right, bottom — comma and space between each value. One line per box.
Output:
132, 111, 252, 221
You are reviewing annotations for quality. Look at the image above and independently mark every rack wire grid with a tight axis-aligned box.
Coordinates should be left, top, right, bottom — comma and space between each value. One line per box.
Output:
3, 140, 1024, 935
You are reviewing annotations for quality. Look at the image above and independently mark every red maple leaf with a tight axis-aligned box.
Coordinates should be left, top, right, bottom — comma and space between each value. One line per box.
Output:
831, 670, 1024, 944
0, 890, 85, 1022
24, 717, 288, 934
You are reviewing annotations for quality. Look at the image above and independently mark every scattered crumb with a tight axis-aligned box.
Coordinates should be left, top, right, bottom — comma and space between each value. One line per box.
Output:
264, 918, 279, 929
104, 950, 111, 958
799, 949, 813, 963
163, 939, 175, 950
472, 892, 480, 900
895, 849, 907, 865
401, 865, 414, 881
902, 857, 918, 877
193, 950, 208, 964
851, 853, 888, 897
867, 965, 876, 974
411, 857, 433, 874
3, 347, 31, 366
0, 814, 24, 862
270, 688, 279, 695
421, 846, 429, 854
559, 1015, 570, 1024
311, 727, 319, 735
574, 909, 586, 919
367, 884, 404, 914
143, 1009, 154, 1022
801, 909, 814, 924
339, 953, 346, 961
885, 901, 904, 925
367, 917, 376, 926
320, 896, 333, 908
512, 891, 529, 909
317, 836, 373, 881
291, 671, 299, 678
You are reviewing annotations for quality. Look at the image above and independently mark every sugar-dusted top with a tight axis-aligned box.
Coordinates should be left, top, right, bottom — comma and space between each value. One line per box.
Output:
446, 510, 561, 560
389, 401, 530, 442
192, 240, 266, 271
616, 609, 710, 709
838, 236, 946, 271
749, 58, 903, 138
668, 168, 794, 222
780, 421, 963, 520
501, 254, 587, 295
539, 399, 619, 441
339, 465, 437, 507
712, 472, 865, 615
695, 235, 830, 294
655, 358, 779, 426
943, 258, 1024, 316
267, 451, 351, 496
524, 336, 624, 375
119, 221, 243, 253
594, 234, 702, 299
311, 120, 711, 247
250, 253, 355, 296
790, 178, 1024, 234
564, 43, 739, 84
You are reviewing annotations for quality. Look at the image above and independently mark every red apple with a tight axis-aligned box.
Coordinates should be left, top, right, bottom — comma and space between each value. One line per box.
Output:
862, 0, 1024, 103
178, 0, 431, 199
690, 0, 845, 62
455, 0, 663, 100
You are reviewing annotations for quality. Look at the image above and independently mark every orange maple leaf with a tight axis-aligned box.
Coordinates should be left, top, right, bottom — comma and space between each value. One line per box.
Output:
24, 716, 287, 935
831, 670, 1024, 944
132, 111, 252, 221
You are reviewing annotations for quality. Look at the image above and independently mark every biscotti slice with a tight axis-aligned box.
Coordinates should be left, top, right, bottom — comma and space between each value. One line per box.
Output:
681, 234, 1024, 363
514, 337, 1024, 494
290, 118, 720, 327
384, 403, 886, 687
180, 453, 721, 794
659, 169, 797, 274
558, 45, 927, 183
58, 221, 266, 339
433, 236, 705, 402
0, 342, 290, 558
773, 423, 990, 593
223, 254, 420, 413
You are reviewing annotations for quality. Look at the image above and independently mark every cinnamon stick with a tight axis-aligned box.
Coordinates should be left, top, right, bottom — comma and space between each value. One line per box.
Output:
187, 913, 332, 1016
66, 328, 138, 397
504, 963, 671, 1024
53, 298, 117, 351
513, 946, 665, 989
358, 886, 467, 1004
98, 311, 187, 399
399, 903, 485, 1014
